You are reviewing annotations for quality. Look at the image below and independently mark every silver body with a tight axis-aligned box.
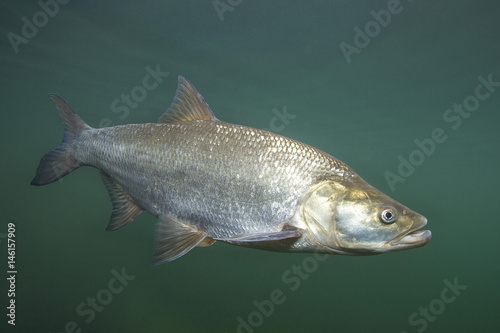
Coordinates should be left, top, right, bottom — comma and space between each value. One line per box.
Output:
76, 121, 346, 242
32, 76, 431, 264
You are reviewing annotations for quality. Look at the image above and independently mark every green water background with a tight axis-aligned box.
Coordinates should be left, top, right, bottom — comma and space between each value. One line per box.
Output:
1, 1, 499, 332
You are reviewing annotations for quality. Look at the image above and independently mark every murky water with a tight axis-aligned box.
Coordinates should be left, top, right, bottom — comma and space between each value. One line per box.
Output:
1, 1, 499, 332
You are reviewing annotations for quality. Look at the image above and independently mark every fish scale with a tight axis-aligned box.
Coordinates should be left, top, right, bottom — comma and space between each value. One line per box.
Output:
32, 76, 430, 264
75, 120, 344, 239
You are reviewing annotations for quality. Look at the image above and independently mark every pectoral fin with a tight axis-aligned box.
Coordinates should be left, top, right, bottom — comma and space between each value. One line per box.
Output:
153, 215, 209, 265
197, 237, 216, 247
214, 230, 302, 242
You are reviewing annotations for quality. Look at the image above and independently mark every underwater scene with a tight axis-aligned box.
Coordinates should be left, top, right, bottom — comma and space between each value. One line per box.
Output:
0, 1, 499, 332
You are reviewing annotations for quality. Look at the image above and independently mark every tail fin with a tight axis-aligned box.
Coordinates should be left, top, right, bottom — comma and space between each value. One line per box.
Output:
31, 95, 91, 186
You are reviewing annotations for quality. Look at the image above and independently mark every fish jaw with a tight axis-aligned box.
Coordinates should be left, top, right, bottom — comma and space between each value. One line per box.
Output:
386, 216, 432, 251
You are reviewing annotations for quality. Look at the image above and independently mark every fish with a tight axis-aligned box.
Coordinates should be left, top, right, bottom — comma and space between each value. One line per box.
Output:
31, 76, 431, 264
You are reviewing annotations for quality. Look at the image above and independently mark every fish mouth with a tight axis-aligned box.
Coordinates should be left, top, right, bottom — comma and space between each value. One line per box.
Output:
389, 217, 432, 250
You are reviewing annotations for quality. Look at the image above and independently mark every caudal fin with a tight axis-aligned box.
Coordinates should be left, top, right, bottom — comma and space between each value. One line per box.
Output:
31, 95, 91, 186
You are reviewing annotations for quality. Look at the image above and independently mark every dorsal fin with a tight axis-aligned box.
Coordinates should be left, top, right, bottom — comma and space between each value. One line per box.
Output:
158, 76, 217, 123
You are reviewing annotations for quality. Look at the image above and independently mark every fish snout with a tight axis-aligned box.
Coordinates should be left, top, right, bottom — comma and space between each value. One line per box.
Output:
389, 216, 431, 250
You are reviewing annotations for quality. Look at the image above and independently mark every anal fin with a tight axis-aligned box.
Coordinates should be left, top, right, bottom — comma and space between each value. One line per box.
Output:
100, 172, 143, 231
153, 215, 209, 265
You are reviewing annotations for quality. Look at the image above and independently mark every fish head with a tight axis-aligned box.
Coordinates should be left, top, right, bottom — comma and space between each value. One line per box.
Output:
300, 177, 431, 255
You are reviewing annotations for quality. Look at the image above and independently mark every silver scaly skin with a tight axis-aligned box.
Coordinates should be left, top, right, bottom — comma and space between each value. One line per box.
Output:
32, 76, 431, 264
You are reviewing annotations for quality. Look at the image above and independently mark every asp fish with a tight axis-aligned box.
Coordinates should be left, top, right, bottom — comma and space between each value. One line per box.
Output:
32, 76, 431, 264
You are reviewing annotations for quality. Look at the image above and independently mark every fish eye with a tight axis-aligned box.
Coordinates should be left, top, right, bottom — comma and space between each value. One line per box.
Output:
380, 208, 397, 224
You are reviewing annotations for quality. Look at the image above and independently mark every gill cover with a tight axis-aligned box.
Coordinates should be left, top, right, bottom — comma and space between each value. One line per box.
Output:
301, 181, 349, 254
